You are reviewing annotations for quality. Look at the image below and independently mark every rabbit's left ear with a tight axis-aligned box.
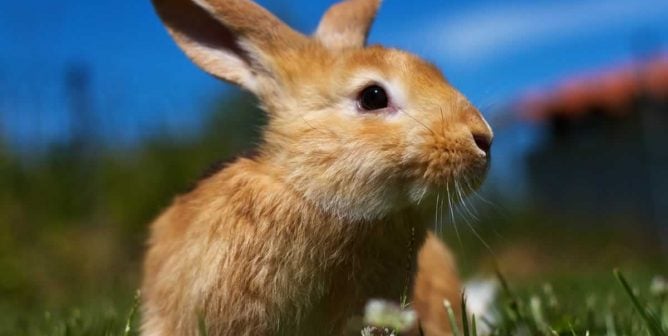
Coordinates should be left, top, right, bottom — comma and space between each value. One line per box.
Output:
152, 0, 307, 94
315, 0, 381, 50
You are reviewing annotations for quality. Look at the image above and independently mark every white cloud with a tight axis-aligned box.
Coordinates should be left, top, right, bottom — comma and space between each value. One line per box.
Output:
415, 0, 668, 65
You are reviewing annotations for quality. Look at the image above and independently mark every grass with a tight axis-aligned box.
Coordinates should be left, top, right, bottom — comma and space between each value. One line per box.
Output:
0, 304, 138, 336
464, 269, 668, 336
1, 270, 665, 336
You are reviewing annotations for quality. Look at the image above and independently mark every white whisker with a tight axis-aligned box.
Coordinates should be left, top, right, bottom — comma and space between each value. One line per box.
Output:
464, 178, 497, 210
463, 177, 507, 240
455, 179, 479, 221
446, 182, 463, 250
434, 192, 440, 234
439, 191, 446, 236
400, 109, 437, 136
451, 182, 495, 256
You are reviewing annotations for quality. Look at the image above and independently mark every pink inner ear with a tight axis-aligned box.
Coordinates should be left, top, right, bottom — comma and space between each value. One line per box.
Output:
155, 0, 250, 64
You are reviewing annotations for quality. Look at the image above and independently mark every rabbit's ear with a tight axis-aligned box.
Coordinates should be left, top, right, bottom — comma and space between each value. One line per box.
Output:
315, 0, 381, 50
152, 0, 307, 93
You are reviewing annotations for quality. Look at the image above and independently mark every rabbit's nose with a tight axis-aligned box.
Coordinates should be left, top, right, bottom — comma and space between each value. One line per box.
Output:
472, 132, 492, 153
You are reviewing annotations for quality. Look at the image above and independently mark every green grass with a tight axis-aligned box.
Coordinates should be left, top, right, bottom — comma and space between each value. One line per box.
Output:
0, 300, 139, 336
466, 269, 668, 336
1, 270, 665, 336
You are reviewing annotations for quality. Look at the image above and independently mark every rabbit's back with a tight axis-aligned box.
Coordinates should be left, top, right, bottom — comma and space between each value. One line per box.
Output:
142, 159, 317, 335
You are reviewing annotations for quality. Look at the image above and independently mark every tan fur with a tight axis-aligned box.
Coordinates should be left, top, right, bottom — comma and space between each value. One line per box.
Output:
413, 234, 462, 336
144, 0, 493, 335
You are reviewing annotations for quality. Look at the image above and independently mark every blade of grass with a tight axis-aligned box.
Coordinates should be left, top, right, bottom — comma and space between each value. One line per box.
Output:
495, 264, 527, 324
198, 313, 208, 336
614, 269, 666, 336
605, 310, 617, 336
568, 322, 577, 336
444, 299, 462, 336
123, 291, 140, 336
471, 314, 477, 336
461, 292, 470, 336
530, 296, 550, 334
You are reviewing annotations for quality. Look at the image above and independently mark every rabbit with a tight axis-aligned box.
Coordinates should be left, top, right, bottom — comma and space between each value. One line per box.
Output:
142, 0, 493, 335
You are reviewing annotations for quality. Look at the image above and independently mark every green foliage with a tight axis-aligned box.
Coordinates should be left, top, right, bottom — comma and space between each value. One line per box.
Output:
0, 92, 265, 311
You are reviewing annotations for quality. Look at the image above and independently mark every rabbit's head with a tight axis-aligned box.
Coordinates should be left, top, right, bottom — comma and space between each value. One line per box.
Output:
153, 0, 493, 221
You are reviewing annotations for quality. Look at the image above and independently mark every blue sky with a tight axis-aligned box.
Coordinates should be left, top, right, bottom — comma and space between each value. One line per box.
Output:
1, 0, 667, 147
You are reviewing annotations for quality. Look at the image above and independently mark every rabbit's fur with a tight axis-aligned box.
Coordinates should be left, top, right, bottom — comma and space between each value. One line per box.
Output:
143, 0, 493, 335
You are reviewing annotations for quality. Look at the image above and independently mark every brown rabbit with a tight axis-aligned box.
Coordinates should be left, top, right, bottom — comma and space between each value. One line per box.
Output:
142, 0, 493, 335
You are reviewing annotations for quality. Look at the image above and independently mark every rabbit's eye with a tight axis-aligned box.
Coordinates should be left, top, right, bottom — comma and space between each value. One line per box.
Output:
358, 85, 389, 111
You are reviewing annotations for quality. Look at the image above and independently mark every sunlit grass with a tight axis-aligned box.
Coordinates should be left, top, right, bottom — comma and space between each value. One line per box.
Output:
470, 270, 667, 336
365, 269, 667, 336
2, 270, 665, 336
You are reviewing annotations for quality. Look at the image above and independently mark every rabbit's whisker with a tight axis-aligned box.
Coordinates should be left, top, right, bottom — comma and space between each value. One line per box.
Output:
463, 177, 506, 240
446, 182, 463, 250
298, 114, 339, 138
453, 179, 495, 256
465, 178, 505, 215
455, 179, 479, 221
399, 109, 437, 136
434, 192, 440, 234
439, 107, 446, 135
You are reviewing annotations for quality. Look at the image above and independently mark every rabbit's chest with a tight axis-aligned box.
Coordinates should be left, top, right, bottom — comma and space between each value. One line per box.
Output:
291, 258, 415, 335
296, 220, 426, 334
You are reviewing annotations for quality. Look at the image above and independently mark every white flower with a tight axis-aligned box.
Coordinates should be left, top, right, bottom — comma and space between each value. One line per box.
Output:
363, 299, 417, 333
464, 278, 500, 335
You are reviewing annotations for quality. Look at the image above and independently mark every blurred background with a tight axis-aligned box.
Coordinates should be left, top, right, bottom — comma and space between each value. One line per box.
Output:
1, 0, 667, 330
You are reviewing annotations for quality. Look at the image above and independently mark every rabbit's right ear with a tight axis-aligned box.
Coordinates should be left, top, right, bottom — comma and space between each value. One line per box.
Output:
152, 0, 307, 93
315, 0, 381, 50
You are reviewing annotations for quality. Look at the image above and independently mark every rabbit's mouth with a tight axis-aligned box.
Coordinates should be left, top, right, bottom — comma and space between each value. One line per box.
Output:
403, 130, 491, 206
410, 133, 490, 184
404, 159, 489, 218
412, 162, 489, 200
421, 154, 489, 188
